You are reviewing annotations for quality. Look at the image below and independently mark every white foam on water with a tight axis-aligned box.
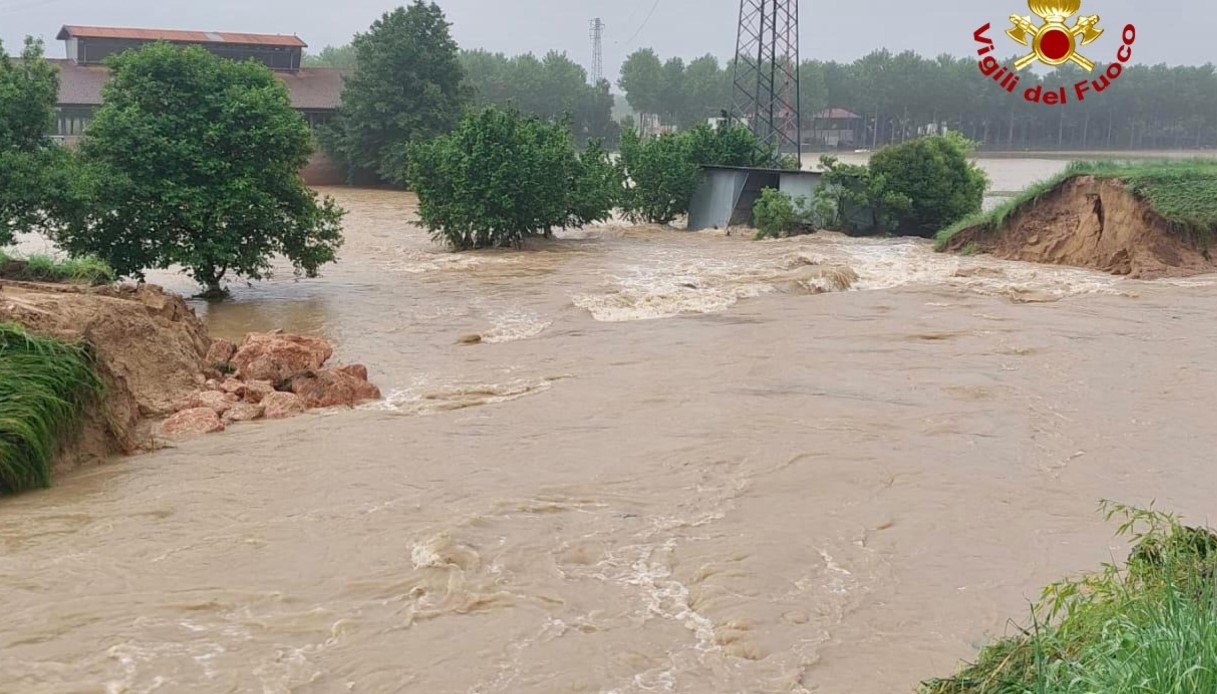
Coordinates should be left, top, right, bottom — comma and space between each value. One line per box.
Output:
478, 309, 553, 343
366, 376, 564, 416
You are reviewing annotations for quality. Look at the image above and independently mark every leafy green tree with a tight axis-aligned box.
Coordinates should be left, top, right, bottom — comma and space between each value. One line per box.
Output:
868, 133, 986, 236
322, 2, 466, 184
819, 156, 912, 236
682, 55, 730, 128
0, 38, 66, 246
408, 107, 618, 250
619, 122, 773, 225
460, 49, 617, 144
619, 49, 665, 116
303, 44, 357, 69
52, 43, 345, 298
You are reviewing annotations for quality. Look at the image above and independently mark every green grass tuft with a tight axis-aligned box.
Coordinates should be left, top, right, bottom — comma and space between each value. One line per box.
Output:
0, 323, 104, 495
921, 502, 1217, 694
0, 250, 115, 285
936, 159, 1217, 250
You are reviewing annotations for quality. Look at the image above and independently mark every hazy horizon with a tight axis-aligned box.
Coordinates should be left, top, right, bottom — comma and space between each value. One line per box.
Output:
0, 0, 1206, 81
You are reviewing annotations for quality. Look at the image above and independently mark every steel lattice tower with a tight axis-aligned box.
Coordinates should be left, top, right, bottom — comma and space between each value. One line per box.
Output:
731, 0, 801, 160
589, 18, 605, 84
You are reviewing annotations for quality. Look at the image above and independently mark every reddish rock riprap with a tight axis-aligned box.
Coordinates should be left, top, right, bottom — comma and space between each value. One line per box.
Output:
158, 332, 379, 442
261, 391, 307, 420
231, 332, 334, 382
161, 408, 225, 438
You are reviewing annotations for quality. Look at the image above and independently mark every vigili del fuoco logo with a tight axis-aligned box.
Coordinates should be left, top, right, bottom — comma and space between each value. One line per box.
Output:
973, 0, 1137, 106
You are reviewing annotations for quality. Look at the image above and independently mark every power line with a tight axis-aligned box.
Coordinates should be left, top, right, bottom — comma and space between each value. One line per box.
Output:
620, 0, 662, 47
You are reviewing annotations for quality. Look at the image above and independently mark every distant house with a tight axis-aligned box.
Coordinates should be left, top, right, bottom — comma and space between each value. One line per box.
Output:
49, 25, 346, 183
807, 108, 862, 149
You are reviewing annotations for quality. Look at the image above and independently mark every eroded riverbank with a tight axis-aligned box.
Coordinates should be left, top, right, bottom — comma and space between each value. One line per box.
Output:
3, 187, 1217, 693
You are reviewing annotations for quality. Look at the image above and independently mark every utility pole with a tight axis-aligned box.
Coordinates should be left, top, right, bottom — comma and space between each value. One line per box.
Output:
731, 0, 801, 162
589, 18, 605, 84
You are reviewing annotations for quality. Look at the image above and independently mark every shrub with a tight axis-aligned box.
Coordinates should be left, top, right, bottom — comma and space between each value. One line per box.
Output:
0, 37, 64, 246
619, 122, 781, 225
752, 188, 834, 239
51, 43, 345, 298
409, 107, 619, 250
0, 323, 102, 494
819, 155, 913, 236
618, 128, 700, 225
0, 250, 114, 285
868, 133, 987, 237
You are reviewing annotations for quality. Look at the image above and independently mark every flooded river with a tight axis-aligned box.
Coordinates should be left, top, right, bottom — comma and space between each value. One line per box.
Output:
4, 157, 1217, 693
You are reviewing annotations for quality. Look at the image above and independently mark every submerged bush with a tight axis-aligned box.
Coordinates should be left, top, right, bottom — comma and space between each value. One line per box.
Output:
868, 133, 987, 237
819, 134, 985, 238
410, 107, 619, 250
0, 323, 102, 494
752, 188, 834, 239
922, 502, 1217, 694
619, 122, 782, 225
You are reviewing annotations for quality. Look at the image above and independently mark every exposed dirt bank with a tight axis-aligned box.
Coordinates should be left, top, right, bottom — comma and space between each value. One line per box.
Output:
942, 176, 1217, 279
0, 280, 380, 477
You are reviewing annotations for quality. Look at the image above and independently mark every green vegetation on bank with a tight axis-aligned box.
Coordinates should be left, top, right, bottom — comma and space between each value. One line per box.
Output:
922, 503, 1217, 694
0, 250, 114, 285
936, 159, 1217, 249
0, 323, 103, 494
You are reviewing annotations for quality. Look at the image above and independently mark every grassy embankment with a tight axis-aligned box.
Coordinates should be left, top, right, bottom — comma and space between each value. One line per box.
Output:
922, 502, 1217, 694
0, 323, 103, 494
936, 159, 1217, 250
0, 249, 114, 285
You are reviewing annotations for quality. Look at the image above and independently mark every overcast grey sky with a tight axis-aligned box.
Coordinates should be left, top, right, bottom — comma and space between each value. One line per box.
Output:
1, 0, 1207, 79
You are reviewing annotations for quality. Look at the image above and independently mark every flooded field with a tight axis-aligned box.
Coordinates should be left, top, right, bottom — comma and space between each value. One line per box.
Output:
3, 156, 1217, 693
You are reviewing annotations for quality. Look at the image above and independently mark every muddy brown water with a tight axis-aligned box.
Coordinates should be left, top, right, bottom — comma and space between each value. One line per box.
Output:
4, 158, 1217, 693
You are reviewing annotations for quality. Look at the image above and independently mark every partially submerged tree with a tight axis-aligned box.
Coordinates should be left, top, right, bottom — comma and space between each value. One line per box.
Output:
52, 43, 345, 298
0, 37, 68, 246
818, 133, 985, 237
321, 2, 467, 184
618, 122, 777, 225
867, 133, 987, 237
409, 107, 619, 250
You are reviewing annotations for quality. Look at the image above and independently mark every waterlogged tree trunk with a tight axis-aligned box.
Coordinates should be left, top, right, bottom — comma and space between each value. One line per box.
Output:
1058, 111, 1065, 147
871, 112, 879, 149
1007, 112, 1015, 149
1082, 113, 1090, 149
1106, 112, 1114, 149
198, 267, 228, 300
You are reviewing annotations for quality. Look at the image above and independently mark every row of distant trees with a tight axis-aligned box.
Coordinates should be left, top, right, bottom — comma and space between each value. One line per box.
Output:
617, 48, 1217, 151
311, 24, 1217, 154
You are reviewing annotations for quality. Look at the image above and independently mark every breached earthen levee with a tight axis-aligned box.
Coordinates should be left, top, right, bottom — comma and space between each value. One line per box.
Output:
942, 176, 1216, 279
0, 280, 381, 477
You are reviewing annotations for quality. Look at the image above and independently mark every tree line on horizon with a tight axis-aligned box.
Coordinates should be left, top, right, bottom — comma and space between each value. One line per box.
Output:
309, 38, 1217, 152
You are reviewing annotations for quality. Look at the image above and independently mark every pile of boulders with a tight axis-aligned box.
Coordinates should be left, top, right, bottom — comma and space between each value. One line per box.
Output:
159, 331, 381, 439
